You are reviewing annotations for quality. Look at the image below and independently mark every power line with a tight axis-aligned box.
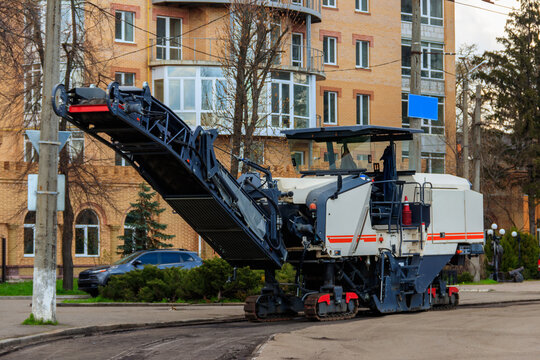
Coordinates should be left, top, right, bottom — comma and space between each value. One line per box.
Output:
447, 0, 509, 15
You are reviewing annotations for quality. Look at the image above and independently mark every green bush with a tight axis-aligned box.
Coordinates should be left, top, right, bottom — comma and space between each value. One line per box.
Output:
484, 230, 539, 280
100, 258, 264, 302
457, 272, 474, 283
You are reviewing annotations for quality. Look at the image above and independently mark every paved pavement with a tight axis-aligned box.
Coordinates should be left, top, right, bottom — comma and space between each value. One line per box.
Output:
1, 281, 539, 354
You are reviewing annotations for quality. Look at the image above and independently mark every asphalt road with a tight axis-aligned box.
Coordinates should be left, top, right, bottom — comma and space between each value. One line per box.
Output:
4, 302, 540, 360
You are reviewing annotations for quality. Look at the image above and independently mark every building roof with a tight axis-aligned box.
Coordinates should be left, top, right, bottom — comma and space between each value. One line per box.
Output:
282, 125, 424, 142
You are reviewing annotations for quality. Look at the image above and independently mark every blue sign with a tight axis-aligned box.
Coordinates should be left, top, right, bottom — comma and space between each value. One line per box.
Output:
408, 94, 438, 120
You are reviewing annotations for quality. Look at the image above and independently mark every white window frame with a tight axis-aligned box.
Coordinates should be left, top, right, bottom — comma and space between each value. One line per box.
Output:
156, 16, 182, 60
323, 36, 337, 65
322, 0, 336, 8
323, 91, 338, 124
401, 40, 444, 80
24, 134, 38, 163
269, 72, 310, 129
66, 131, 85, 161
356, 94, 370, 125
115, 10, 135, 43
23, 219, 36, 257
422, 152, 445, 174
355, 40, 369, 68
355, 0, 369, 12
75, 210, 100, 257
115, 72, 135, 86
24, 63, 41, 115
291, 33, 304, 67
115, 152, 128, 166
401, 0, 443, 26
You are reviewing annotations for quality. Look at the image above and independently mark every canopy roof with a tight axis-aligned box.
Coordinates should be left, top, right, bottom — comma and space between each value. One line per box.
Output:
282, 125, 423, 142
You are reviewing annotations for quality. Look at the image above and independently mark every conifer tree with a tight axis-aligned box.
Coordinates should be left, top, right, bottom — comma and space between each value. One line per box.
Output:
478, 0, 540, 234
118, 183, 175, 255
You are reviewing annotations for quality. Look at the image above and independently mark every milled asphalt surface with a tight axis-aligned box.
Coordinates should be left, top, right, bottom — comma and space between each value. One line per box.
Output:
1, 281, 540, 356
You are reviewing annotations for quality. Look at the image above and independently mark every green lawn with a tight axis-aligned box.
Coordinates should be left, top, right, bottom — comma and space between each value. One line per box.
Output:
459, 279, 499, 285
0, 280, 86, 296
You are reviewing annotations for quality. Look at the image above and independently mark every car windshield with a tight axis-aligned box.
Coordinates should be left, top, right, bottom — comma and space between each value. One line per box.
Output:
113, 251, 143, 265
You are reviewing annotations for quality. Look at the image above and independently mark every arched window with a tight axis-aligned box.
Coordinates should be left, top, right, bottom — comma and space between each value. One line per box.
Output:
75, 209, 99, 256
122, 211, 138, 253
23, 212, 36, 256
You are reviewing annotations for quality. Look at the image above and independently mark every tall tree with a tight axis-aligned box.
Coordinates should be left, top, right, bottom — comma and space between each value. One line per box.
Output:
117, 183, 175, 255
0, 0, 118, 289
216, 0, 291, 178
478, 0, 540, 235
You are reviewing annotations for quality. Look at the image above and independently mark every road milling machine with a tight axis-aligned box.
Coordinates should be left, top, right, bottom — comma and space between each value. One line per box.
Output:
53, 82, 484, 321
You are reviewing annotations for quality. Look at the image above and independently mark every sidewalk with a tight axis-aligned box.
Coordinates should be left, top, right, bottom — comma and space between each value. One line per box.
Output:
1, 281, 539, 352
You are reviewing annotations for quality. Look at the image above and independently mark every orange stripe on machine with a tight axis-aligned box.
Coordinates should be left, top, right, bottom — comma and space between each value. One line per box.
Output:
327, 235, 377, 243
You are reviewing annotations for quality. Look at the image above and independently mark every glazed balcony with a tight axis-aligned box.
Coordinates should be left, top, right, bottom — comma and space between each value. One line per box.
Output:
151, 0, 322, 23
148, 37, 326, 79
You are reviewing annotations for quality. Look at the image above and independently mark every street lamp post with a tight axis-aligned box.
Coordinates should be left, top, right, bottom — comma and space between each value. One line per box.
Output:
487, 223, 505, 282
511, 231, 522, 267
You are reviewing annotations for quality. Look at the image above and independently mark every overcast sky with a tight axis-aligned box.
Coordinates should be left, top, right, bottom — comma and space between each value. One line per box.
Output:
454, 0, 519, 54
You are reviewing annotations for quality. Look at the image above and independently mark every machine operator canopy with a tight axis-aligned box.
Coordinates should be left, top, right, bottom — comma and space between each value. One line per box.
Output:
282, 125, 423, 175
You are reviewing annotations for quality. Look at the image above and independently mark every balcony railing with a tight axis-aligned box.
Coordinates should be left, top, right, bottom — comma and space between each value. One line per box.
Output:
151, 0, 322, 21
149, 37, 325, 76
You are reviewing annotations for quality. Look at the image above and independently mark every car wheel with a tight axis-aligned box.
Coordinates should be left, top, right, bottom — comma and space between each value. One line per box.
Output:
89, 289, 99, 297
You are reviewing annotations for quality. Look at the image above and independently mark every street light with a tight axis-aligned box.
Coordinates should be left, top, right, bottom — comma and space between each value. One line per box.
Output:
488, 223, 504, 282
511, 231, 522, 267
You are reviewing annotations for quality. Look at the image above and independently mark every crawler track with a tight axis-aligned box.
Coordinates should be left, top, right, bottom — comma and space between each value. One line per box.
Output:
244, 295, 297, 322
303, 294, 359, 322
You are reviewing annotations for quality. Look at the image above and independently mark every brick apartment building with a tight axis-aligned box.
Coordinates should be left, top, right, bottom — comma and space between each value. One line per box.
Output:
0, 0, 456, 279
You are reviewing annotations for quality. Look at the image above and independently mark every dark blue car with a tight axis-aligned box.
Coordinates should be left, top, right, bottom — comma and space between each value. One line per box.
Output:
78, 249, 203, 296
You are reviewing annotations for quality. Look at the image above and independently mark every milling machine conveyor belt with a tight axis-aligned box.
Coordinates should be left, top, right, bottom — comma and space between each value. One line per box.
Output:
52, 82, 286, 269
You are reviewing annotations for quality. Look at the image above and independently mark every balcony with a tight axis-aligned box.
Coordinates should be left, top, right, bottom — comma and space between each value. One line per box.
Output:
149, 37, 325, 79
151, 0, 322, 23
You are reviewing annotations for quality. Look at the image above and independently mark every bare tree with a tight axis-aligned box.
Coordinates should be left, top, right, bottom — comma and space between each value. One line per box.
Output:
215, 0, 292, 178
0, 0, 121, 289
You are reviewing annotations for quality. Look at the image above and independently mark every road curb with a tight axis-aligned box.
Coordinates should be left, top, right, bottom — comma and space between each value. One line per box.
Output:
0, 295, 90, 300
57, 302, 245, 307
0, 316, 246, 356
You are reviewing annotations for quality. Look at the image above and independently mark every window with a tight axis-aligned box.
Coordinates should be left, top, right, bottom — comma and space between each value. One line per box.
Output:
201, 67, 227, 126
115, 11, 134, 42
115, 72, 135, 86
75, 209, 99, 256
161, 252, 182, 264
323, 36, 337, 65
356, 0, 368, 12
422, 152, 445, 173
24, 212, 36, 256
115, 152, 128, 166
323, 0, 336, 7
355, 40, 369, 68
323, 91, 337, 124
356, 94, 369, 125
122, 211, 137, 253
66, 131, 84, 163
401, 40, 443, 79
136, 252, 159, 265
156, 17, 182, 60
24, 64, 41, 114
291, 151, 304, 169
402, 93, 444, 134
291, 33, 303, 67
24, 134, 38, 163
401, 0, 443, 26
270, 72, 310, 129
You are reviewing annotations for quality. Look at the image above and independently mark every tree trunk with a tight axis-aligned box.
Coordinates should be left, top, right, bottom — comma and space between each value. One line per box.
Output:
61, 163, 74, 290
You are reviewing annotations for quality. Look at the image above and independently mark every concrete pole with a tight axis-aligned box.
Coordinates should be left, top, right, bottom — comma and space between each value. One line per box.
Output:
473, 84, 482, 192
32, 0, 62, 323
462, 77, 469, 181
409, 0, 422, 172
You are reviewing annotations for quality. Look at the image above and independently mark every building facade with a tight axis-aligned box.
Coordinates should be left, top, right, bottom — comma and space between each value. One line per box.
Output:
0, 0, 456, 279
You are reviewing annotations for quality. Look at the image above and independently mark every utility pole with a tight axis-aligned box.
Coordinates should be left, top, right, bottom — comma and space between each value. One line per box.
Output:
32, 0, 62, 323
409, 0, 422, 172
462, 77, 469, 180
473, 84, 482, 192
